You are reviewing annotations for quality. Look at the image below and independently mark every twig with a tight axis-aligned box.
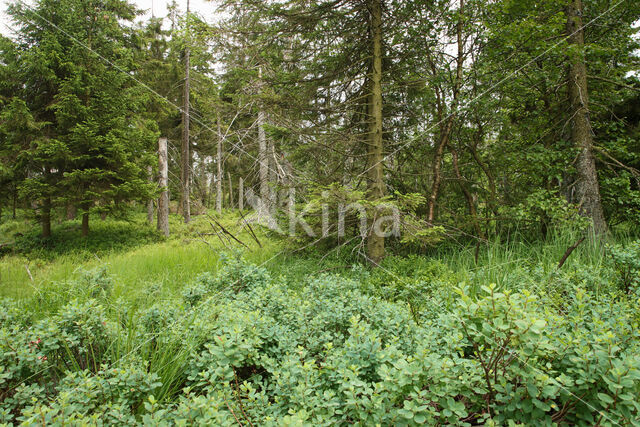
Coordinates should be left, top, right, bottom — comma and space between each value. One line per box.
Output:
24, 264, 35, 284
593, 146, 640, 179
557, 236, 586, 269
223, 393, 243, 427
587, 75, 640, 93
198, 231, 228, 251
207, 214, 250, 250
237, 209, 263, 248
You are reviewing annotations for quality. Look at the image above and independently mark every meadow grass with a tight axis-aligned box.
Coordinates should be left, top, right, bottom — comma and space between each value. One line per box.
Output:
0, 210, 283, 300
2, 209, 635, 302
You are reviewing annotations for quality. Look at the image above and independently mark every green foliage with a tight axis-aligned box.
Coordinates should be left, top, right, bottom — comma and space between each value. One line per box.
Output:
607, 240, 640, 293
294, 184, 444, 250
2, 251, 640, 425
6, 217, 161, 260
505, 189, 592, 235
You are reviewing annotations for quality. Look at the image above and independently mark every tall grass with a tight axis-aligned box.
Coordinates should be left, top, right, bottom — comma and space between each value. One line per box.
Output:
0, 211, 283, 301
2, 207, 633, 304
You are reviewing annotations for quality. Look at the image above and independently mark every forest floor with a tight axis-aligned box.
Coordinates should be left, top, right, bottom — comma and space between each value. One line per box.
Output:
1, 209, 629, 301
1, 210, 639, 424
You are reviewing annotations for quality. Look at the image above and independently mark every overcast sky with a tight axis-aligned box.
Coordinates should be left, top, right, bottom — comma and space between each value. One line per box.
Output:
0, 0, 217, 37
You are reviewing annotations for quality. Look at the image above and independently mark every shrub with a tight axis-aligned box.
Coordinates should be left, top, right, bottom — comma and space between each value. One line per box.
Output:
607, 240, 640, 293
2, 256, 640, 425
17, 363, 161, 425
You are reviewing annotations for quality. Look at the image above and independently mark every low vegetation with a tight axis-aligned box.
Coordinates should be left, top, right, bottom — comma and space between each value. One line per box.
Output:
2, 214, 640, 425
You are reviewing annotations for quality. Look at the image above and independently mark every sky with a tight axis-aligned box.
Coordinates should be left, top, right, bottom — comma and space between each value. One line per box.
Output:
0, 0, 217, 37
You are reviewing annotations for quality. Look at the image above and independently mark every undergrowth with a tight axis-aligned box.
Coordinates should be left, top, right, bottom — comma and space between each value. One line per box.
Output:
1, 237, 640, 425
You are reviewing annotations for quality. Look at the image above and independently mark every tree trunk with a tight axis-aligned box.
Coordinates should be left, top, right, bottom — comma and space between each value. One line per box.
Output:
42, 197, 51, 238
566, 0, 607, 235
426, 0, 465, 224
181, 0, 191, 224
216, 109, 223, 213
227, 172, 234, 209
82, 213, 89, 236
147, 165, 154, 224
366, 0, 385, 266
81, 202, 90, 237
427, 118, 455, 223
157, 137, 170, 237
257, 67, 270, 216
12, 187, 16, 219
451, 147, 484, 239
239, 177, 244, 211
268, 141, 278, 214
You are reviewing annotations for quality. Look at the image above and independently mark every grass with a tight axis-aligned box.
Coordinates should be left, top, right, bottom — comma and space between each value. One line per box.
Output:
2, 211, 639, 424
2, 208, 636, 303
0, 210, 283, 300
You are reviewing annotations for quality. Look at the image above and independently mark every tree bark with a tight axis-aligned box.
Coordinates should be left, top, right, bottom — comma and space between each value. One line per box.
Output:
147, 165, 154, 224
157, 137, 170, 237
42, 197, 51, 238
257, 67, 270, 217
366, 0, 385, 265
181, 0, 191, 224
81, 202, 90, 237
216, 109, 223, 214
566, 0, 607, 235
268, 140, 278, 214
227, 172, 234, 209
239, 177, 244, 211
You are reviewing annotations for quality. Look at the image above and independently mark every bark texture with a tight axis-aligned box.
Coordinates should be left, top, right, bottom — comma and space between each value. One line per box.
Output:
181, 0, 191, 224
566, 0, 607, 235
216, 109, 223, 213
157, 137, 170, 237
147, 165, 154, 224
366, 0, 385, 265
257, 68, 270, 217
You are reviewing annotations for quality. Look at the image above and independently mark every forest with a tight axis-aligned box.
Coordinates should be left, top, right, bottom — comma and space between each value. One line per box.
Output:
1, 0, 640, 424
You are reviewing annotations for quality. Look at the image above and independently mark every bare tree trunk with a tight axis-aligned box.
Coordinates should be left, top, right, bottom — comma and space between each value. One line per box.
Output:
157, 137, 170, 237
227, 172, 234, 209
268, 140, 278, 214
147, 165, 154, 224
366, 0, 385, 265
216, 110, 223, 213
239, 177, 244, 211
181, 0, 191, 224
257, 67, 270, 216
566, 0, 607, 235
